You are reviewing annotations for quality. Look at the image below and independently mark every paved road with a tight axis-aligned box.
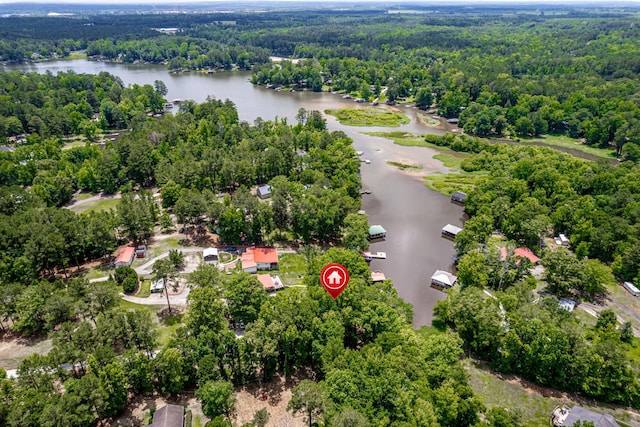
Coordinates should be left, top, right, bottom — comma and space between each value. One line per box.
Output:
577, 302, 640, 338
89, 247, 208, 283
121, 286, 190, 307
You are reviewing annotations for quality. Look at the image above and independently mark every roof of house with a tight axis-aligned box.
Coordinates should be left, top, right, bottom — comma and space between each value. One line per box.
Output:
242, 250, 257, 270
558, 298, 576, 313
257, 184, 272, 196
254, 247, 278, 264
115, 246, 136, 264
500, 247, 541, 264
151, 278, 165, 292
431, 270, 457, 286
442, 224, 463, 235
368, 225, 386, 235
564, 406, 619, 427
149, 404, 184, 427
257, 274, 274, 289
371, 271, 386, 282
624, 281, 640, 293
451, 191, 467, 200
203, 248, 219, 258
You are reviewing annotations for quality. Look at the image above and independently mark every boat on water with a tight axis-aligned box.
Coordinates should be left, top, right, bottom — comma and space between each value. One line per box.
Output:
363, 251, 387, 261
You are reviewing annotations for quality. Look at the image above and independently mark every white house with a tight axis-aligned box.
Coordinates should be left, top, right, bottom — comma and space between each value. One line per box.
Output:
442, 224, 462, 239
624, 281, 640, 297
430, 270, 458, 290
203, 247, 219, 263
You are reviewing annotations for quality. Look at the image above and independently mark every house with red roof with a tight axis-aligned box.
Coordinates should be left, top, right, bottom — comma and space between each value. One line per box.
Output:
500, 246, 541, 265
242, 247, 279, 273
114, 246, 136, 268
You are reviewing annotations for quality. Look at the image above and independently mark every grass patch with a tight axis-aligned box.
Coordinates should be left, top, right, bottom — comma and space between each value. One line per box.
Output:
466, 360, 636, 427
67, 51, 87, 59
416, 112, 441, 127
627, 337, 640, 364
521, 135, 616, 159
136, 280, 151, 298
467, 360, 563, 427
77, 192, 98, 201
278, 253, 308, 287
219, 252, 233, 263
325, 107, 410, 127
364, 131, 434, 147
424, 172, 483, 197
69, 197, 120, 214
387, 161, 422, 170
433, 153, 465, 169
83, 268, 112, 281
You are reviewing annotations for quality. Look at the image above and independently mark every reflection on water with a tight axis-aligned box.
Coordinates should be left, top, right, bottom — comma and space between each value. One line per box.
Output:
1, 59, 464, 327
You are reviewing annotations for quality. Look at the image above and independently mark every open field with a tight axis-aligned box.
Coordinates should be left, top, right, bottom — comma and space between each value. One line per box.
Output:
423, 171, 484, 196
325, 107, 410, 127
0, 336, 53, 371
520, 135, 617, 159
364, 130, 434, 147
467, 360, 639, 427
278, 253, 308, 287
67, 194, 121, 214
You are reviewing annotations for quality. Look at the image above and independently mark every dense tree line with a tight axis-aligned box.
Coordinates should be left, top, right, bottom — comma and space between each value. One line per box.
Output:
86, 36, 271, 71
0, 70, 163, 141
4, 10, 640, 153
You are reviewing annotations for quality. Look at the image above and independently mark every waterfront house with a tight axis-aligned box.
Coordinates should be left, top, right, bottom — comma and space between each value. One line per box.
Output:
430, 270, 458, 290
441, 224, 462, 239
368, 225, 386, 240
371, 271, 386, 283
499, 247, 541, 265
451, 191, 467, 204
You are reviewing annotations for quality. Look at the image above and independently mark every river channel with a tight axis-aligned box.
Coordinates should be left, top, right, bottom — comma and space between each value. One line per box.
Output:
2, 60, 464, 327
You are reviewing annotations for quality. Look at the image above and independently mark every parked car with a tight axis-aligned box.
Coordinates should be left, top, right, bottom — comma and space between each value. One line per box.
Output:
224, 246, 238, 253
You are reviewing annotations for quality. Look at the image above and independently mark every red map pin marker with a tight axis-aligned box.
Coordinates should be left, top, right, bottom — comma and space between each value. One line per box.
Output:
320, 263, 350, 299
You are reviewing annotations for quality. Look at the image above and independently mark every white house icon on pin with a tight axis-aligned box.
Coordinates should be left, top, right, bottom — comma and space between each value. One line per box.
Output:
327, 270, 342, 285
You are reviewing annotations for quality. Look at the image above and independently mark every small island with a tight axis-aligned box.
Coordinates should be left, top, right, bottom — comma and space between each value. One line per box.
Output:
324, 107, 410, 127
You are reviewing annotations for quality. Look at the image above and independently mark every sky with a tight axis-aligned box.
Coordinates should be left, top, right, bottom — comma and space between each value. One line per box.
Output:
1, 0, 637, 3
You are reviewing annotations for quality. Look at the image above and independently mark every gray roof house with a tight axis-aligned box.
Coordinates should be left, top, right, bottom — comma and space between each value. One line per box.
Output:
552, 405, 619, 427
150, 404, 184, 427
451, 191, 467, 204
257, 184, 272, 199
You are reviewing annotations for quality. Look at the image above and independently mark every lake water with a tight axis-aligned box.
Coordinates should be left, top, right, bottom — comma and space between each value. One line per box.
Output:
2, 59, 464, 327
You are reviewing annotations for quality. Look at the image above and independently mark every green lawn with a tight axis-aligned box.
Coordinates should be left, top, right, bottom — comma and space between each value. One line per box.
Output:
423, 172, 483, 197
416, 112, 441, 127
325, 107, 410, 127
157, 313, 184, 347
69, 197, 120, 214
433, 153, 465, 170
517, 134, 617, 159
364, 131, 434, 147
77, 191, 98, 201
136, 280, 151, 298
278, 253, 308, 287
466, 360, 636, 427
